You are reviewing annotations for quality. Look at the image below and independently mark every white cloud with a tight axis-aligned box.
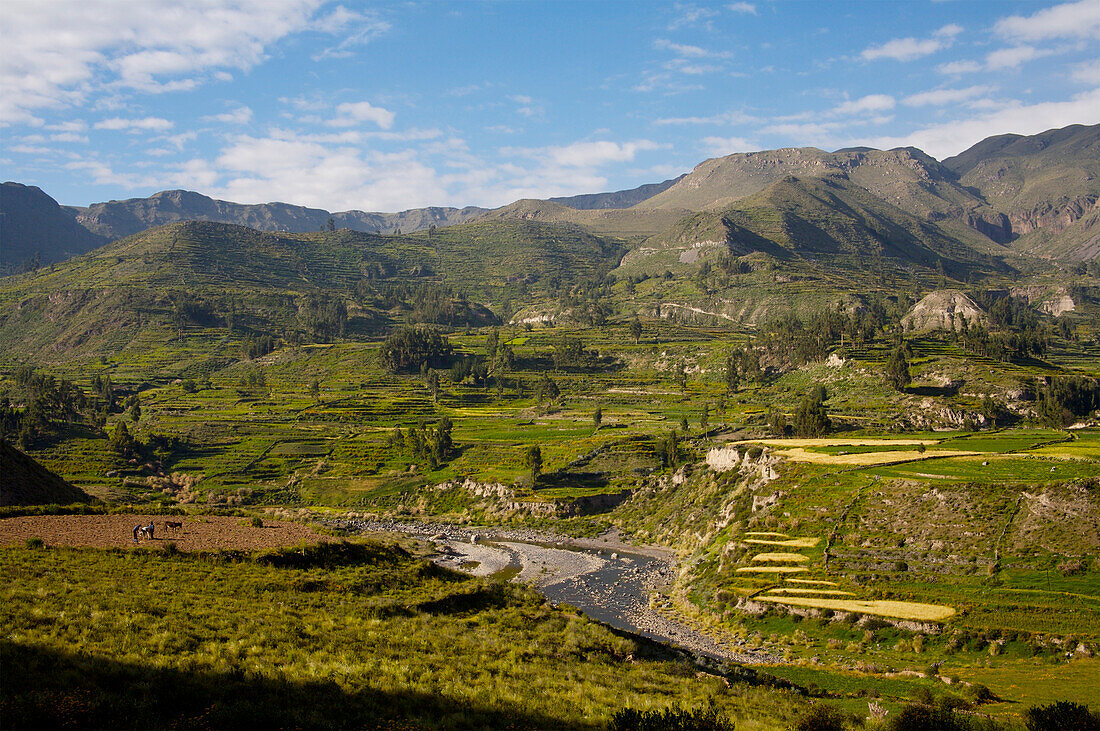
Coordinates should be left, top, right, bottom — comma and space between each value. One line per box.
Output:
1071, 61, 1100, 85
654, 39, 732, 59
727, 3, 756, 15
202, 106, 253, 124
507, 140, 662, 168
0, 0, 326, 123
994, 0, 1100, 41
860, 87, 1100, 159
327, 101, 395, 129
761, 121, 842, 142
861, 24, 961, 62
668, 3, 719, 30
937, 60, 983, 75
211, 134, 448, 210
903, 85, 992, 107
310, 5, 391, 60
51, 132, 88, 143
654, 110, 759, 126
46, 120, 87, 133
834, 94, 895, 115
701, 136, 756, 156
93, 116, 174, 132
985, 45, 1055, 70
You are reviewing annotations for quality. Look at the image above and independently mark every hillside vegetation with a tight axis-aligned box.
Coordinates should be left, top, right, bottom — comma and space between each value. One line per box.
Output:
2, 122, 1099, 727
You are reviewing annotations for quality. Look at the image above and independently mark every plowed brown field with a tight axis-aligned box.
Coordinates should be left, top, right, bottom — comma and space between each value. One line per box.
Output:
0, 514, 333, 551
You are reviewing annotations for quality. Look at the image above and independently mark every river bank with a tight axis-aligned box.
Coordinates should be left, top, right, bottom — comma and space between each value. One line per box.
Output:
327, 518, 779, 665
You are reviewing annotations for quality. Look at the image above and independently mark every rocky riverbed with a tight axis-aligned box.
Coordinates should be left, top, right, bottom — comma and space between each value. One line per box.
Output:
327, 518, 779, 665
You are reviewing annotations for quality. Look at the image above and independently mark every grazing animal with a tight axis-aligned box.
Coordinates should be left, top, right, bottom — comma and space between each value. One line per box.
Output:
136, 525, 151, 540
164, 520, 183, 533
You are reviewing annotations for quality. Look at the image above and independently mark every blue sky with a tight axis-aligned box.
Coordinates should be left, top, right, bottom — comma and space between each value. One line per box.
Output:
2, 0, 1098, 212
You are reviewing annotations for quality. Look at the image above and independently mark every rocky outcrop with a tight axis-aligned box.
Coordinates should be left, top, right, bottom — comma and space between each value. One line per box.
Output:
73, 188, 486, 241
705, 446, 779, 482
1008, 195, 1098, 237
436, 478, 631, 518
1010, 285, 1076, 316
901, 290, 989, 333
965, 211, 1013, 244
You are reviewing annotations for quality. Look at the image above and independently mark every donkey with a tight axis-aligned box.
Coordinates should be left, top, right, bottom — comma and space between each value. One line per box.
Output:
164, 520, 183, 533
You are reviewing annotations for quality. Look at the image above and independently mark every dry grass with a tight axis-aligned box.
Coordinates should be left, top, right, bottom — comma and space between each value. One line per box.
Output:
735, 566, 809, 574
772, 448, 979, 466
755, 596, 956, 621
735, 438, 939, 448
745, 537, 820, 548
751, 553, 809, 563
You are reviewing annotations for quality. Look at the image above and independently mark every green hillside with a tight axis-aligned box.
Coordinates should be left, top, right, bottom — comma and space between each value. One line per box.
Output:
482, 198, 690, 240
943, 124, 1100, 261
0, 218, 625, 366
626, 173, 1006, 281
0, 441, 93, 507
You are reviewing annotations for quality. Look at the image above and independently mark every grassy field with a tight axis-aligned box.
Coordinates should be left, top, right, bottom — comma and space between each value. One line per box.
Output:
2, 253, 1098, 727
0, 541, 807, 730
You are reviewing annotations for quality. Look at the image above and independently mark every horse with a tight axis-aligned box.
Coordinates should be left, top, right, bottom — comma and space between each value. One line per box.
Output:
164, 520, 183, 533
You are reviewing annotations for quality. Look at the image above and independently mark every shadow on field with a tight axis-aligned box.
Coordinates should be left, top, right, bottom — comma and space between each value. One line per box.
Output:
0, 640, 597, 730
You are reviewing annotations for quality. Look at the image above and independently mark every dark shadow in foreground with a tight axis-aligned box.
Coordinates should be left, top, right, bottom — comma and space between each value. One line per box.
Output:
0, 640, 599, 730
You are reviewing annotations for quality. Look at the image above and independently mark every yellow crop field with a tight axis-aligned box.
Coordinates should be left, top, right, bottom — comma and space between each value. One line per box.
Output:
735, 438, 939, 448
772, 447, 979, 466
745, 532, 790, 538
755, 596, 956, 621
752, 552, 809, 562
787, 579, 837, 586
735, 566, 808, 574
745, 537, 820, 548
765, 588, 854, 596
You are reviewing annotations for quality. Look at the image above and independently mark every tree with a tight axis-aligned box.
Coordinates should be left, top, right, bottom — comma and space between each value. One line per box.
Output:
679, 416, 689, 433
109, 421, 139, 458
593, 407, 603, 431
310, 379, 321, 402
793, 387, 830, 437
725, 353, 740, 394
380, 326, 452, 373
630, 317, 643, 344
426, 370, 440, 401
525, 445, 543, 484
327, 217, 335, 232
659, 431, 680, 468
886, 346, 911, 391
535, 374, 560, 403
485, 329, 499, 360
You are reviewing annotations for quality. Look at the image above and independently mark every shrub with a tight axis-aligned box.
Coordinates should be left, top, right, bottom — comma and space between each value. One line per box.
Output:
795, 704, 847, 731
24, 537, 45, 549
251, 516, 264, 528
1025, 701, 1100, 731
609, 707, 732, 731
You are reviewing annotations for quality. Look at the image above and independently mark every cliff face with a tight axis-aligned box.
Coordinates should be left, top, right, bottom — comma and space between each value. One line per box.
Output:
1007, 195, 1098, 237
0, 183, 107, 270
73, 189, 486, 241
